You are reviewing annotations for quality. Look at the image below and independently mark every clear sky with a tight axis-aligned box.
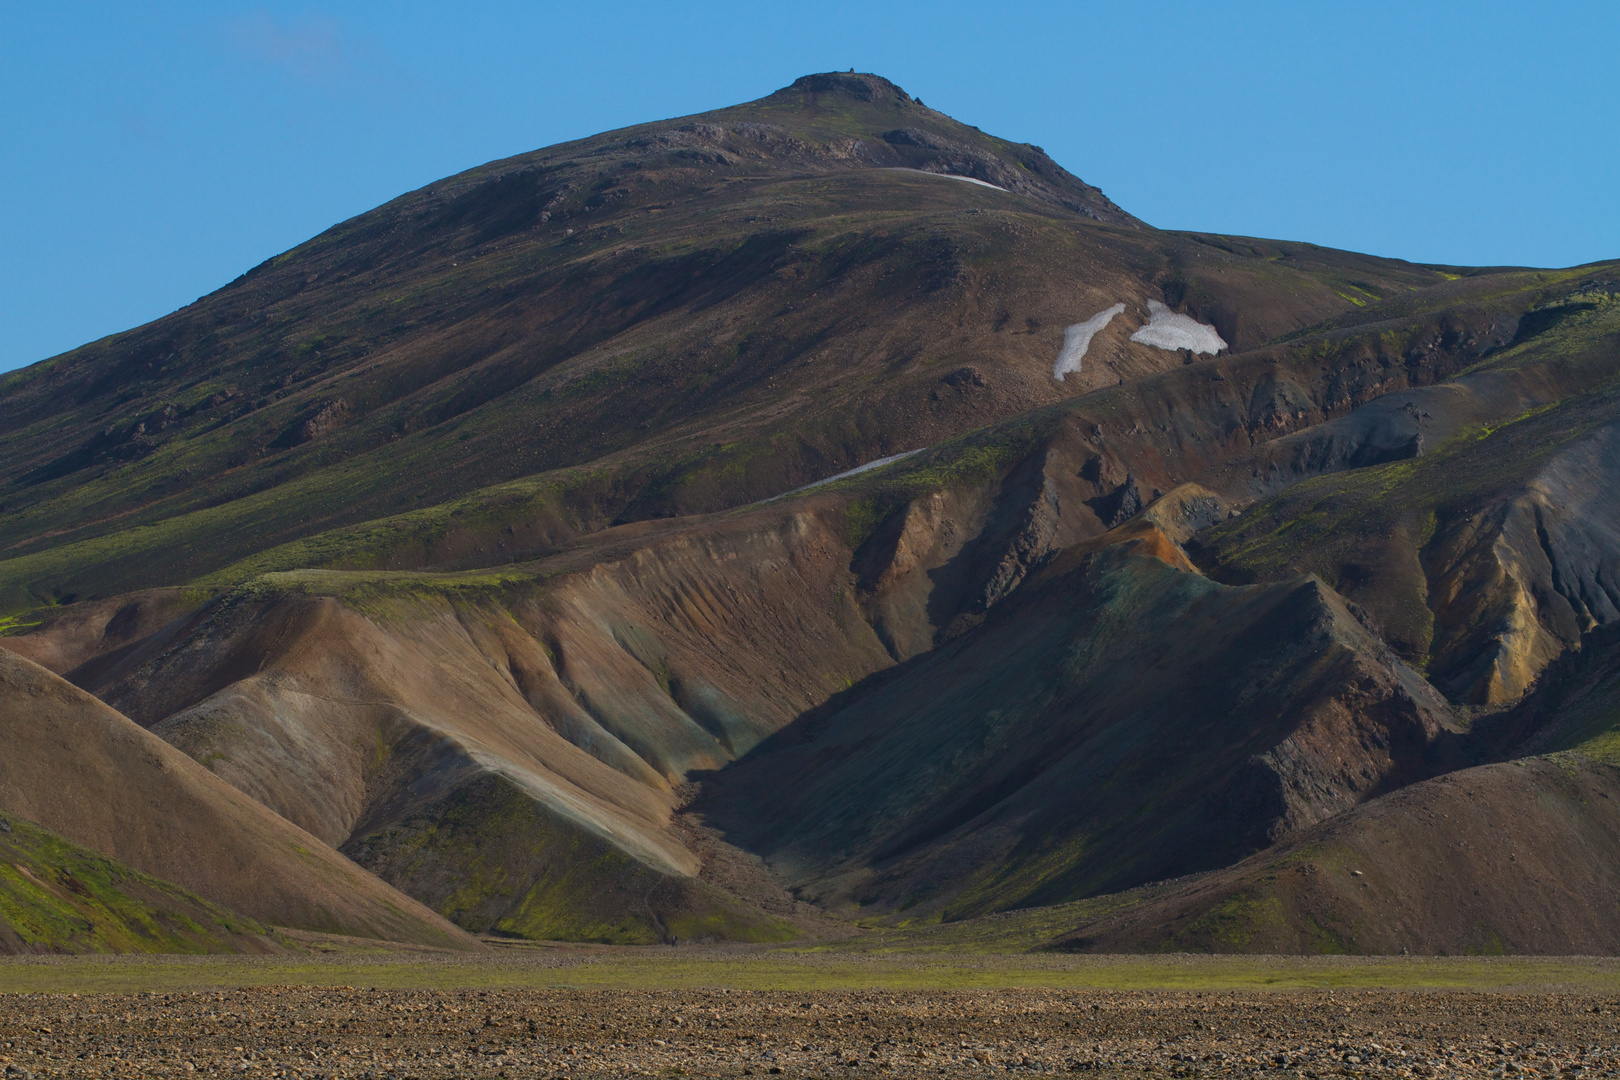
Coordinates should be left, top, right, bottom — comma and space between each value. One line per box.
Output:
4, 1, 1618, 373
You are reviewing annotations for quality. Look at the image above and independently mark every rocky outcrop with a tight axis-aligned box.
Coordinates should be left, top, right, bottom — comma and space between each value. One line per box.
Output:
1428, 418, 1620, 703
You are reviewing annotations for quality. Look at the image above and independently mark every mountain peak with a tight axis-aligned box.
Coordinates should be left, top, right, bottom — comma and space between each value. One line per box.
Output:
775, 71, 915, 104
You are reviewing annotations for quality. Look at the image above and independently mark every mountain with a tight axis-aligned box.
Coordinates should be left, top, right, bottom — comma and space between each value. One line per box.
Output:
0, 72, 1449, 613
2, 72, 1619, 953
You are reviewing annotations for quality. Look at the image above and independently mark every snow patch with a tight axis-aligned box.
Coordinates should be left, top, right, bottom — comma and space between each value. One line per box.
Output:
784, 448, 927, 496
884, 168, 1008, 192
1129, 300, 1227, 355
1053, 303, 1127, 381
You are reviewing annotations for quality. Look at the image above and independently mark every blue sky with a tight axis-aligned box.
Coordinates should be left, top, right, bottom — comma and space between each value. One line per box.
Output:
3, 1, 1617, 373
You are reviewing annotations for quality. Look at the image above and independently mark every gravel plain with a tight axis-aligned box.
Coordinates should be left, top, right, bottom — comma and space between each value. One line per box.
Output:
5, 987, 1620, 1080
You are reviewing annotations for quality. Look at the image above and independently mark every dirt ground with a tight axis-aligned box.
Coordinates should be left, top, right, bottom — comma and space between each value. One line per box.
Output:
3, 984, 1620, 1080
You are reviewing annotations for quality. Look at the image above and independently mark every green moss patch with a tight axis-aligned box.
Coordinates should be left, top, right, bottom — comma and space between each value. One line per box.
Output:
0, 812, 277, 955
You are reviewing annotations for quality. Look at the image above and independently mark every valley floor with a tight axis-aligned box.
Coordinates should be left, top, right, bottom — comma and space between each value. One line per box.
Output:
3, 948, 1620, 1079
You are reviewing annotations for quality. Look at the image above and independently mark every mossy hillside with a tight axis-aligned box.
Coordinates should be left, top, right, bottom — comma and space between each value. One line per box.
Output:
0, 270, 1418, 616
0, 812, 278, 955
1264, 263, 1613, 351
1549, 705, 1620, 766
0, 156, 1117, 553
0, 612, 44, 636
0, 337, 1044, 616
1160, 892, 1291, 952
1108, 845, 1366, 956
0, 238, 1530, 623
196, 567, 546, 636
0, 203, 1112, 613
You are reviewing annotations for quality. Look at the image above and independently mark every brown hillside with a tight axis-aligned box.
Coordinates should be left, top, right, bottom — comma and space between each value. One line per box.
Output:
0, 650, 477, 949
700, 531, 1461, 920
4, 73, 1620, 954
6, 269, 1612, 942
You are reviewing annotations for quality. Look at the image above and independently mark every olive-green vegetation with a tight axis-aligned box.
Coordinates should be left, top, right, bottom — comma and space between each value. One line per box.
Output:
1, 949, 1617, 995
0, 814, 277, 956
1197, 299, 1620, 672
6, 71, 1620, 964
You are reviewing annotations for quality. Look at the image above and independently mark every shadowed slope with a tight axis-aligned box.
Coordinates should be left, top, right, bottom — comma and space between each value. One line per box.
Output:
0, 650, 477, 949
1049, 756, 1620, 955
701, 532, 1460, 919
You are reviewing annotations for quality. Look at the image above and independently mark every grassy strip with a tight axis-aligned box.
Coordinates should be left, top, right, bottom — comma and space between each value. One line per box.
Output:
2, 949, 1619, 995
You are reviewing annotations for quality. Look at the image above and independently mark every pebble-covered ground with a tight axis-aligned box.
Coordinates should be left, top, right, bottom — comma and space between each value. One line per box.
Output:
4, 988, 1620, 1079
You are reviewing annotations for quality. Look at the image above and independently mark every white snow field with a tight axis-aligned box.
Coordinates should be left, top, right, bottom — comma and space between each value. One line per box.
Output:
1052, 303, 1127, 381
1129, 300, 1227, 355
883, 167, 1009, 191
